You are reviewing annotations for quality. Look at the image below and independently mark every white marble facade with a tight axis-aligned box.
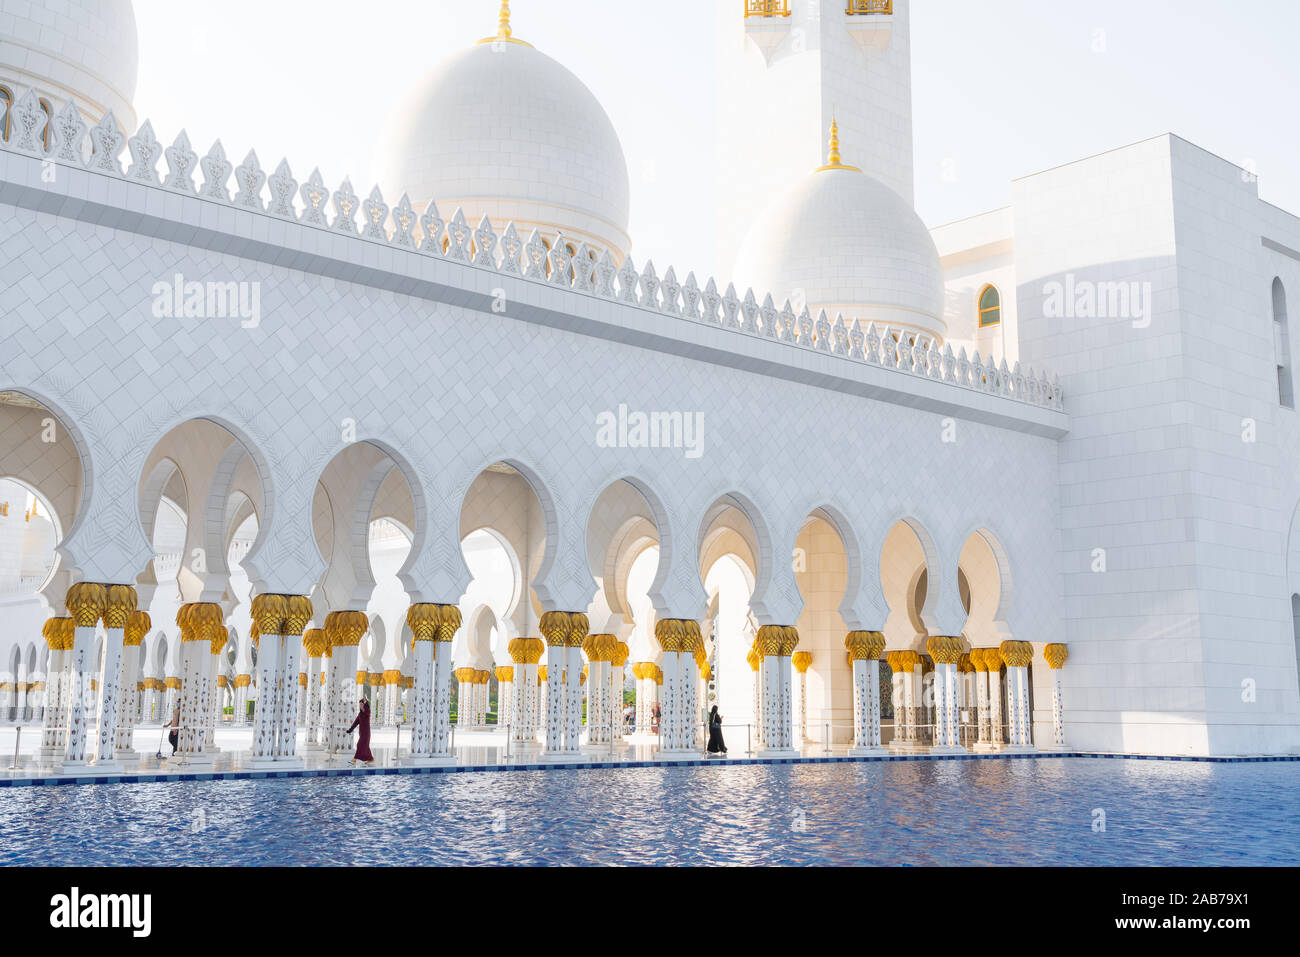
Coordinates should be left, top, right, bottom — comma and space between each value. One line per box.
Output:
0, 0, 1297, 760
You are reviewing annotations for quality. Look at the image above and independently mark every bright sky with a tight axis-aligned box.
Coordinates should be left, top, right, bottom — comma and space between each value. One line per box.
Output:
133, 0, 1300, 279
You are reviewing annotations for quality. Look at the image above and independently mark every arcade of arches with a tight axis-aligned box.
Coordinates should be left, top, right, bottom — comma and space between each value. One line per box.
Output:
0, 400, 1072, 769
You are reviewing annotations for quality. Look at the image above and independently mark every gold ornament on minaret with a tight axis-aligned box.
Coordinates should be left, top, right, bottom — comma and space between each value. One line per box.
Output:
816, 117, 861, 173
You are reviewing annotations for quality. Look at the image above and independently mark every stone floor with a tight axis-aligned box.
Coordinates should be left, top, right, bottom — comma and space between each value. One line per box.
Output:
0, 721, 956, 783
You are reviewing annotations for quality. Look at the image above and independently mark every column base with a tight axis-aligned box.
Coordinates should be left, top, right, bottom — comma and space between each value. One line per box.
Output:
755, 747, 799, 759
655, 749, 705, 761
400, 754, 456, 768
239, 757, 284, 770
538, 751, 585, 763
888, 740, 926, 753
971, 742, 1003, 753
172, 754, 215, 769
89, 760, 123, 773
927, 744, 968, 756
114, 749, 141, 763
1001, 744, 1038, 754
848, 745, 890, 757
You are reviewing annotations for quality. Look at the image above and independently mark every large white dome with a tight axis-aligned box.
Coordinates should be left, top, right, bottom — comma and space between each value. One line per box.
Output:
0, 0, 139, 129
376, 33, 631, 263
733, 146, 946, 342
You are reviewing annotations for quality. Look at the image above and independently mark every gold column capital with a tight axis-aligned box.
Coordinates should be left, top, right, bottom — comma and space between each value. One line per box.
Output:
282, 595, 313, 636
102, 584, 138, 628
66, 582, 107, 627
654, 618, 685, 653
1044, 643, 1069, 670
845, 630, 886, 661
250, 593, 288, 637
124, 610, 151, 646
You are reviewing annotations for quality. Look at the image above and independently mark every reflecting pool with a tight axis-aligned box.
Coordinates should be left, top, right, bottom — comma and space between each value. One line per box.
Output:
1, 758, 1296, 866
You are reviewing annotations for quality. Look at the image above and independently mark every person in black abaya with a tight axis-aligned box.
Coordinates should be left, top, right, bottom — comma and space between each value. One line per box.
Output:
706, 704, 727, 756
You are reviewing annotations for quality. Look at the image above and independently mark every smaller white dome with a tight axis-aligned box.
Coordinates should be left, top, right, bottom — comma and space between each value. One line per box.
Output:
0, 0, 139, 129
376, 28, 630, 262
734, 142, 946, 342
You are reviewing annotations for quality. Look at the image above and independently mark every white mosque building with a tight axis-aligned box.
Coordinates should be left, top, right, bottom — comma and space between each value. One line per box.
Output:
0, 0, 1298, 771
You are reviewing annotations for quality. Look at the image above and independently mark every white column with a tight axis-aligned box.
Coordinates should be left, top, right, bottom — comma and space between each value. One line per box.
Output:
499, 676, 512, 730
758, 652, 785, 755
456, 674, 471, 727
204, 653, 220, 752
38, 632, 67, 759
542, 624, 568, 756
538, 672, 549, 741
179, 636, 213, 766
887, 659, 904, 747
61, 610, 99, 767
431, 636, 453, 757
298, 669, 311, 726
988, 664, 1003, 746
681, 655, 700, 751
511, 661, 537, 745
635, 667, 650, 732
563, 644, 583, 752
797, 670, 807, 744
975, 661, 991, 744
660, 652, 681, 751
1008, 665, 1029, 748
1051, 667, 1064, 746
847, 636, 885, 755
114, 639, 141, 761
249, 631, 281, 764
276, 629, 303, 760
945, 662, 962, 750
406, 639, 435, 761
332, 644, 358, 754
234, 677, 249, 727
611, 658, 626, 739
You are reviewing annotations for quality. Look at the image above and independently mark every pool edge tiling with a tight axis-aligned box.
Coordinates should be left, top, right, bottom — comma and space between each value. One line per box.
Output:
2, 750, 1298, 789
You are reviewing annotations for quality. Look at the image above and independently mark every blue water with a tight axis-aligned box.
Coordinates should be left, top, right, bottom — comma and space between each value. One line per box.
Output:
0, 758, 1296, 866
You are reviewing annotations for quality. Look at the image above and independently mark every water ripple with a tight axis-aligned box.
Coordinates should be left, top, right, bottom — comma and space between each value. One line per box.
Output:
0, 758, 1296, 866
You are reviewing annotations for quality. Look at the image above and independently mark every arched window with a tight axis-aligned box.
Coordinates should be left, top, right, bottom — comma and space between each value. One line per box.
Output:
1293, 594, 1300, 697
38, 98, 52, 152
0, 85, 12, 142
978, 284, 1001, 327
1274, 278, 1293, 408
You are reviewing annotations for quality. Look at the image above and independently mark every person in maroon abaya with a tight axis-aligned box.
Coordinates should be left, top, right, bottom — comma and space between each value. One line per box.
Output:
347, 697, 374, 765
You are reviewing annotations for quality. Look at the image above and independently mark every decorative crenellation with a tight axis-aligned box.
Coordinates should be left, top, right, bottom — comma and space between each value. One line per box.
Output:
0, 86, 1064, 413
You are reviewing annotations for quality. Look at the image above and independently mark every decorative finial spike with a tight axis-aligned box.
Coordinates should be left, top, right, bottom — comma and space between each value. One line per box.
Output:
478, 0, 531, 46
816, 114, 861, 173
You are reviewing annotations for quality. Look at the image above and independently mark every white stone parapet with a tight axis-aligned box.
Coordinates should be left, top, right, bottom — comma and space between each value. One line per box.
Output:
0, 87, 1065, 421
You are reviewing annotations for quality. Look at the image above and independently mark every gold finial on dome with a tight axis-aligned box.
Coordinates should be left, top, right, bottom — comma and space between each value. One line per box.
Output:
478, 0, 532, 47
816, 116, 861, 173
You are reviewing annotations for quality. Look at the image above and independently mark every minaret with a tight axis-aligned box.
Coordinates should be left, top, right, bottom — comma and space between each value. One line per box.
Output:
716, 0, 915, 275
